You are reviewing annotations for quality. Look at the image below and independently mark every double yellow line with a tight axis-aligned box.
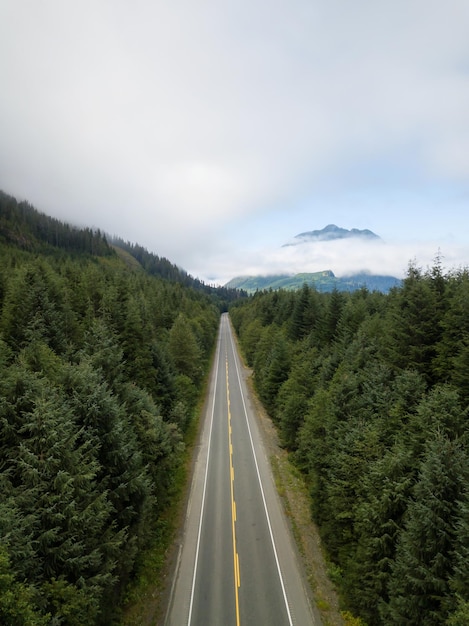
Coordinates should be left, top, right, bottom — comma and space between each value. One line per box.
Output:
226, 358, 241, 626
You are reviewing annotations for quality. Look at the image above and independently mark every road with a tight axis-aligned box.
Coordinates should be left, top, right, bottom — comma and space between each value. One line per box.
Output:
166, 313, 319, 626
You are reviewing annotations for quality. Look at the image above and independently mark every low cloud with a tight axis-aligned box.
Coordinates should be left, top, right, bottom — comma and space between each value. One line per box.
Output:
191, 238, 469, 287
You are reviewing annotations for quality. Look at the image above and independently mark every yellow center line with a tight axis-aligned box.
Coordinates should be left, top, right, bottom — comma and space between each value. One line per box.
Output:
226, 358, 241, 624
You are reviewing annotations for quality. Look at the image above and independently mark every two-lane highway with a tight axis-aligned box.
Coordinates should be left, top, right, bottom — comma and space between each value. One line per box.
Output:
166, 313, 319, 625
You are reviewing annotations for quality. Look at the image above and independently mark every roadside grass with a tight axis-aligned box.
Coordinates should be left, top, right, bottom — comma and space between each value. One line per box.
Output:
341, 611, 367, 626
269, 432, 366, 626
235, 333, 345, 626
269, 448, 344, 626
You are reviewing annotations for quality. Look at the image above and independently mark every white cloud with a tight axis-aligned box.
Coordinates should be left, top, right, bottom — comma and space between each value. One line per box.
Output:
1, 0, 469, 274
192, 237, 469, 287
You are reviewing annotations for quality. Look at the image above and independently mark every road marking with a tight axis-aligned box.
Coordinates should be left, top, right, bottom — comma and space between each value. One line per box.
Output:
226, 357, 241, 626
186, 325, 222, 626
227, 325, 294, 626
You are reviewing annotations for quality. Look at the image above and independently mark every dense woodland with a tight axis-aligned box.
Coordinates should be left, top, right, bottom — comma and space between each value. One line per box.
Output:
3, 188, 469, 625
0, 192, 225, 623
230, 264, 469, 625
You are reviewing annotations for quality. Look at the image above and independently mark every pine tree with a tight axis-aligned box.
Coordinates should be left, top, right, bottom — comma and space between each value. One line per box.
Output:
386, 262, 442, 383
0, 261, 68, 354
259, 332, 291, 415
290, 283, 313, 340
321, 288, 345, 345
169, 313, 203, 383
0, 544, 48, 625
384, 433, 468, 625
0, 363, 121, 621
448, 489, 469, 621
349, 445, 415, 624
60, 358, 152, 580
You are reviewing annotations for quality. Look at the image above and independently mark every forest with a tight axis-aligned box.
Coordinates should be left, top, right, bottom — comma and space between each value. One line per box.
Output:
229, 262, 469, 625
0, 192, 225, 623
3, 187, 469, 625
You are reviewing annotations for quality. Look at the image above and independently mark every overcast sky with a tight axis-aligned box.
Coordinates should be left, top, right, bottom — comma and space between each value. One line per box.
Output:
1, 1, 469, 284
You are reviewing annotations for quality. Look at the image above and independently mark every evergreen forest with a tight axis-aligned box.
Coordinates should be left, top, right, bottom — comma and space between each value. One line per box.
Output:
3, 188, 469, 625
0, 192, 228, 623
230, 265, 469, 625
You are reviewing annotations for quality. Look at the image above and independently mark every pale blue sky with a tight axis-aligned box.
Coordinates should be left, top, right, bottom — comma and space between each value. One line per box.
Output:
1, 0, 469, 284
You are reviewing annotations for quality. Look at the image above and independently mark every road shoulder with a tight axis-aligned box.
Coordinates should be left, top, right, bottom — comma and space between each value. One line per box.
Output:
232, 334, 344, 626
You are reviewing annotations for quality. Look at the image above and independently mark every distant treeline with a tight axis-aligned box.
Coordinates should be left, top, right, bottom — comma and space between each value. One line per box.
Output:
0, 195, 221, 623
0, 190, 247, 308
111, 238, 247, 307
0, 190, 112, 256
230, 265, 469, 625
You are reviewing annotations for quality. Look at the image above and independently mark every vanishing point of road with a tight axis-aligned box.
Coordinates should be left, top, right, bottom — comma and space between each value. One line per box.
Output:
166, 313, 320, 626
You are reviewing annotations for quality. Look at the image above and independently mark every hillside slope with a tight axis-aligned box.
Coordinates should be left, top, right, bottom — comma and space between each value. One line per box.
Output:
226, 270, 401, 293
0, 191, 221, 623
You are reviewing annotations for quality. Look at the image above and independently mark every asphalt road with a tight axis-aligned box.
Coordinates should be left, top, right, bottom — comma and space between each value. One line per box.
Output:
166, 313, 319, 626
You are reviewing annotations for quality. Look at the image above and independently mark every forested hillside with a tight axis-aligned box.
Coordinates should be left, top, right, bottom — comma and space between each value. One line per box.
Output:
230, 264, 469, 625
0, 192, 220, 623
111, 237, 247, 306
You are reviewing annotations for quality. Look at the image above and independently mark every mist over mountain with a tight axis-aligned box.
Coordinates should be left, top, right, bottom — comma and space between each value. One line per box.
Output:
284, 224, 381, 246
226, 224, 400, 293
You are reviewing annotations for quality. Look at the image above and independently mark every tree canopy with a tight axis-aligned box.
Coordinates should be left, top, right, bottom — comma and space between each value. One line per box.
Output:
0, 192, 221, 623
230, 264, 469, 625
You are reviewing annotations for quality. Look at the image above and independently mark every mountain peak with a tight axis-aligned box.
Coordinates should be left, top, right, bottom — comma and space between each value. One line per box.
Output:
292, 224, 380, 243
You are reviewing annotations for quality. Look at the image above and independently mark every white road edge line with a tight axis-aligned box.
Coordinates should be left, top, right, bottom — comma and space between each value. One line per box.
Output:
228, 320, 294, 626
164, 543, 183, 626
186, 322, 222, 626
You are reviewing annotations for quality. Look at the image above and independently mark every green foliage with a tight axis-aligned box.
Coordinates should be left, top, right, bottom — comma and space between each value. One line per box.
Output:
384, 433, 468, 624
231, 261, 469, 625
0, 544, 48, 625
169, 313, 203, 383
450, 493, 469, 617
225, 270, 400, 293
289, 283, 319, 340
0, 189, 113, 256
0, 193, 220, 623
111, 236, 247, 305
447, 599, 469, 625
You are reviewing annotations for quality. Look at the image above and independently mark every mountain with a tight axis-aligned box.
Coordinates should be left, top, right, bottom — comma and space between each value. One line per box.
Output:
284, 224, 380, 246
226, 271, 336, 292
225, 224, 399, 293
225, 271, 400, 294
